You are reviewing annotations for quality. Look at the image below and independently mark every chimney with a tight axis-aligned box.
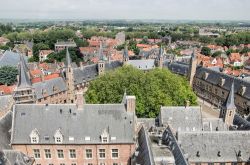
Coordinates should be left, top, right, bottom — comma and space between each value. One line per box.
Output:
125, 96, 136, 113
76, 90, 85, 110
80, 62, 84, 69
41, 72, 45, 82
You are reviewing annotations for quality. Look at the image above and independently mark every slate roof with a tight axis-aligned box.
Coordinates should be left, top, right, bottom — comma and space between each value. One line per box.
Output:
0, 51, 28, 67
0, 111, 12, 149
159, 106, 203, 131
164, 61, 189, 76
233, 114, 250, 130
195, 66, 250, 100
136, 126, 154, 165
11, 104, 135, 144
222, 81, 236, 110
73, 61, 122, 85
65, 47, 72, 67
0, 150, 34, 165
0, 95, 13, 111
178, 131, 250, 162
32, 77, 67, 99
17, 58, 32, 89
202, 118, 228, 131
128, 59, 155, 70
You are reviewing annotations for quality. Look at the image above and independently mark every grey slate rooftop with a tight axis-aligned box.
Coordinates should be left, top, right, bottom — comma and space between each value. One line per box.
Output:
0, 111, 12, 150
178, 131, 250, 163
32, 77, 67, 99
11, 103, 135, 144
128, 59, 155, 70
159, 106, 203, 132
0, 50, 28, 67
195, 66, 250, 100
0, 150, 34, 165
73, 61, 122, 85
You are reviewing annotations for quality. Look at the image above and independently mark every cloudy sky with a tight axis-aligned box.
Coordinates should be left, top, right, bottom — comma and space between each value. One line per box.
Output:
0, 0, 250, 20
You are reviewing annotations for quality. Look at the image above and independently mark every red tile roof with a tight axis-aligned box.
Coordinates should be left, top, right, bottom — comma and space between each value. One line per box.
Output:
0, 85, 15, 95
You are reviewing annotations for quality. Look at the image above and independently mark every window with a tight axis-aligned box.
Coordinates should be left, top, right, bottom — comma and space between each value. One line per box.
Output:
102, 137, 108, 143
44, 149, 51, 159
99, 163, 105, 165
49, 164, 53, 165
60, 164, 65, 165
32, 137, 38, 143
71, 164, 77, 165
56, 137, 62, 143
69, 149, 76, 158
99, 149, 105, 159
87, 164, 93, 165
113, 163, 118, 165
112, 149, 119, 158
86, 149, 92, 159
57, 150, 64, 158
33, 149, 40, 159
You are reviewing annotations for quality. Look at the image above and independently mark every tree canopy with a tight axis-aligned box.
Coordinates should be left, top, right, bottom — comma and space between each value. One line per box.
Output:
0, 66, 18, 85
85, 66, 197, 118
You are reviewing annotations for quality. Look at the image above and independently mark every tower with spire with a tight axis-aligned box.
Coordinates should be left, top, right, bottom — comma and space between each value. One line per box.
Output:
123, 44, 129, 65
220, 81, 236, 126
13, 55, 35, 104
65, 47, 75, 103
98, 42, 105, 75
187, 49, 197, 86
156, 45, 164, 68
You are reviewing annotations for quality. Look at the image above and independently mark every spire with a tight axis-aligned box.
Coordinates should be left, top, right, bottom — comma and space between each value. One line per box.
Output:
122, 89, 127, 104
99, 42, 104, 61
158, 45, 163, 59
191, 49, 196, 60
19, 53, 28, 72
65, 47, 72, 67
223, 81, 236, 110
17, 58, 32, 89
123, 45, 129, 59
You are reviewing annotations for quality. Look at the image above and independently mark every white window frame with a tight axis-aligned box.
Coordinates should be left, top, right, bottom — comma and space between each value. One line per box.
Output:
111, 149, 119, 159
33, 149, 40, 159
69, 149, 76, 159
57, 149, 64, 159
85, 149, 93, 159
44, 149, 51, 159
99, 149, 106, 159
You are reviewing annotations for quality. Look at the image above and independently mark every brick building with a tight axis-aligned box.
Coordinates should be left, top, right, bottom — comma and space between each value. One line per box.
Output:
11, 93, 137, 165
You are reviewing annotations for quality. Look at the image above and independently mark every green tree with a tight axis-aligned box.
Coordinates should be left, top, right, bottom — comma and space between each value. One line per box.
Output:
212, 51, 222, 57
85, 66, 197, 118
0, 66, 18, 85
201, 47, 211, 56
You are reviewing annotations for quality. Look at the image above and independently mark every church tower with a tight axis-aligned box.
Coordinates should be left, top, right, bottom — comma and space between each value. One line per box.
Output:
98, 42, 105, 75
187, 49, 197, 86
13, 55, 36, 104
220, 82, 236, 126
123, 44, 129, 65
65, 47, 75, 103
156, 45, 164, 68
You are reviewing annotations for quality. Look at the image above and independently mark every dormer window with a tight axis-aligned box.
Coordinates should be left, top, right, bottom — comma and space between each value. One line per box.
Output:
219, 78, 225, 86
203, 72, 209, 80
101, 128, 109, 143
54, 128, 63, 144
239, 85, 246, 95
30, 128, 39, 144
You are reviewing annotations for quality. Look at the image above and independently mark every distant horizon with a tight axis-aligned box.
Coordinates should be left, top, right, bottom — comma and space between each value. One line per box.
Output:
1, 0, 250, 21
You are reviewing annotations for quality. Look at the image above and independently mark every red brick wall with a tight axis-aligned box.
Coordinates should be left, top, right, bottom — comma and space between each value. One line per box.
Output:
13, 143, 135, 165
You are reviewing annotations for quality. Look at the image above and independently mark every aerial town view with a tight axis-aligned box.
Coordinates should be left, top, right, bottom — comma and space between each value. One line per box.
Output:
0, 0, 250, 165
